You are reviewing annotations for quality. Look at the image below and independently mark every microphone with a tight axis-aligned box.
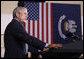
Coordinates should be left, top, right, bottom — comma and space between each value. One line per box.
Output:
65, 32, 80, 41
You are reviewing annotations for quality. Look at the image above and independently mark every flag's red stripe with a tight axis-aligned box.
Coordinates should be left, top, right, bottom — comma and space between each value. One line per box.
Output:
46, 3, 48, 43
33, 20, 35, 37
37, 20, 39, 39
28, 20, 30, 34
42, 3, 44, 42
51, 3, 53, 44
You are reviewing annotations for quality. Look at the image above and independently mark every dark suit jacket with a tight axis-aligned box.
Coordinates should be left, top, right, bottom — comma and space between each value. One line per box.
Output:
4, 19, 46, 58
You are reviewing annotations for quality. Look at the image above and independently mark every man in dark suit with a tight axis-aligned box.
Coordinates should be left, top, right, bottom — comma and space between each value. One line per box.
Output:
4, 7, 62, 58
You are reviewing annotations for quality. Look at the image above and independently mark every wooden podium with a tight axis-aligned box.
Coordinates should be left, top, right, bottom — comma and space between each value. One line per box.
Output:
41, 40, 83, 58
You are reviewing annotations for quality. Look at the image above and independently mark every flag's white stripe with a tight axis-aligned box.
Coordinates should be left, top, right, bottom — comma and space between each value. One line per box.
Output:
44, 3, 46, 43
39, 3, 42, 41
48, 3, 51, 44
26, 20, 28, 33
35, 21, 37, 38
30, 20, 33, 36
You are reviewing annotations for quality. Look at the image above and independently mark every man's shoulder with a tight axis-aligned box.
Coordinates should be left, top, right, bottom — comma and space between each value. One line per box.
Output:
5, 19, 19, 29
9, 19, 21, 26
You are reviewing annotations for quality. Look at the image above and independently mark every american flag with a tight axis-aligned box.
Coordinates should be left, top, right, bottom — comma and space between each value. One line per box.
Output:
23, 2, 53, 44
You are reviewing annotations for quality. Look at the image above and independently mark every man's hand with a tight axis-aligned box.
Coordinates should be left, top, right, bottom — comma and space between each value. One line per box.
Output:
38, 54, 42, 58
43, 44, 62, 52
47, 44, 62, 48
40, 44, 62, 58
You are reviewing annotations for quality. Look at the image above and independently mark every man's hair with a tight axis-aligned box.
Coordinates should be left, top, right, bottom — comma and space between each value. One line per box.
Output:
13, 7, 26, 18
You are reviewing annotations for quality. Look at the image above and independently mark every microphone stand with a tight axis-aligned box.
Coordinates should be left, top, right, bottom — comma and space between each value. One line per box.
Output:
65, 32, 81, 42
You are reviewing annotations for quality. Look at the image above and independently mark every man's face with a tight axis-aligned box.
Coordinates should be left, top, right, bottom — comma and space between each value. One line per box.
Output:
17, 8, 28, 23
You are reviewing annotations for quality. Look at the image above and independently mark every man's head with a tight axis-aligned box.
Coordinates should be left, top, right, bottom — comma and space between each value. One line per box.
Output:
13, 7, 28, 23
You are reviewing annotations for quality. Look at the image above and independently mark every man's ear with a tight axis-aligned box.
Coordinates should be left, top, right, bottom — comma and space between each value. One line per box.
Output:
16, 12, 19, 18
